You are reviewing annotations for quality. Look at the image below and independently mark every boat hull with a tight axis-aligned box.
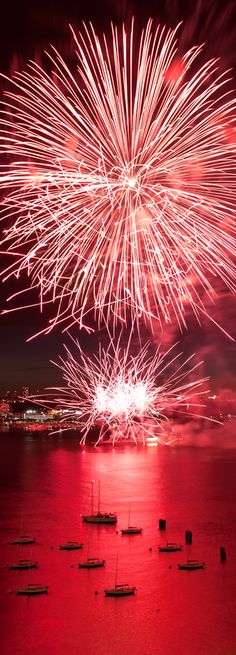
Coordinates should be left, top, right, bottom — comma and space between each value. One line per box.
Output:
78, 559, 105, 568
159, 546, 182, 552
10, 562, 38, 570
82, 514, 117, 525
11, 537, 36, 545
17, 585, 48, 595
82, 514, 117, 524
121, 528, 142, 535
104, 586, 136, 597
59, 543, 83, 550
178, 562, 205, 570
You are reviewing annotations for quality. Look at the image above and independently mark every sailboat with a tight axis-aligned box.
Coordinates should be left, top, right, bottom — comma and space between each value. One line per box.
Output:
11, 535, 36, 545
15, 546, 47, 594
158, 543, 183, 552
104, 554, 136, 597
11, 515, 36, 545
82, 481, 117, 524
59, 514, 84, 550
121, 506, 142, 535
16, 584, 48, 595
78, 526, 105, 568
10, 559, 38, 570
59, 541, 83, 551
10, 545, 38, 572
178, 559, 205, 570
78, 557, 105, 568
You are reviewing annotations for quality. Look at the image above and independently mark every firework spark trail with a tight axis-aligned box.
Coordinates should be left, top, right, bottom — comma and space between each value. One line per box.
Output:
35, 336, 215, 445
1, 20, 236, 335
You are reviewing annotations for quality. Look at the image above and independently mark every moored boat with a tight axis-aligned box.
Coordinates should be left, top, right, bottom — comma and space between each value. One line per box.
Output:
78, 557, 105, 568
121, 526, 142, 535
16, 583, 48, 595
59, 541, 83, 550
104, 553, 136, 597
83, 512, 117, 524
11, 535, 36, 545
158, 543, 183, 552
82, 481, 117, 524
178, 559, 205, 570
104, 583, 136, 597
10, 559, 38, 570
121, 506, 142, 535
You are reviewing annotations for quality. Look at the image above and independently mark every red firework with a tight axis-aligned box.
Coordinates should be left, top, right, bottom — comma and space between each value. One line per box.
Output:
34, 336, 215, 446
1, 20, 236, 335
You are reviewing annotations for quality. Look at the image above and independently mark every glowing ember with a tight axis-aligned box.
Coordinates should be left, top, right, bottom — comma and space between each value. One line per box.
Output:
1, 20, 236, 335
36, 336, 213, 445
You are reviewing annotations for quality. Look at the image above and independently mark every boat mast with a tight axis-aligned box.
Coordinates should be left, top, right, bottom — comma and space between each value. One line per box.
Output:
115, 552, 118, 586
128, 505, 131, 528
27, 550, 32, 584
87, 526, 90, 559
19, 513, 23, 537
98, 480, 100, 514
91, 480, 94, 516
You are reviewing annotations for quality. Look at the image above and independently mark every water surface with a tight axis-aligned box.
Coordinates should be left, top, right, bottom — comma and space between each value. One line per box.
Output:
0, 431, 235, 655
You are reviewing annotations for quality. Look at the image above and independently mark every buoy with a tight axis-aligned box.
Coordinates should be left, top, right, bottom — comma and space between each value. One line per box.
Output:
185, 530, 192, 544
220, 546, 226, 562
159, 519, 166, 530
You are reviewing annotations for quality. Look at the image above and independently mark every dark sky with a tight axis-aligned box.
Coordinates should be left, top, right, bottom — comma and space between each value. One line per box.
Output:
2, 0, 236, 70
1, 0, 236, 393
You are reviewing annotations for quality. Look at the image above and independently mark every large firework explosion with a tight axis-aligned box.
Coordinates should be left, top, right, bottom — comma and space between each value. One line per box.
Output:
0, 21, 236, 336
37, 336, 212, 445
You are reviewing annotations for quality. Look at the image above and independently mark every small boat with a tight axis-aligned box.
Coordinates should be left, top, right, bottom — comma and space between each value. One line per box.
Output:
121, 526, 142, 535
178, 559, 205, 570
16, 583, 48, 595
121, 506, 142, 535
82, 481, 117, 524
10, 559, 38, 570
104, 553, 136, 597
83, 513, 117, 524
78, 523, 105, 568
104, 583, 136, 597
78, 557, 105, 568
11, 535, 36, 545
59, 541, 83, 550
158, 543, 183, 552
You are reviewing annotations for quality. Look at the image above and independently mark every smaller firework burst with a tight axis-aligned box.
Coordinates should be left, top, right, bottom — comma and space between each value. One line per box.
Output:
35, 335, 213, 446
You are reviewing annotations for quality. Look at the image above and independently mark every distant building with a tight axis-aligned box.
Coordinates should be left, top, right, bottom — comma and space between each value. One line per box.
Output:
21, 386, 29, 399
9, 400, 49, 422
0, 402, 9, 418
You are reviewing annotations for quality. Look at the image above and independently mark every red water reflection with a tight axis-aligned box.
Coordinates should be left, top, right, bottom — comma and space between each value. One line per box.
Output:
0, 433, 236, 655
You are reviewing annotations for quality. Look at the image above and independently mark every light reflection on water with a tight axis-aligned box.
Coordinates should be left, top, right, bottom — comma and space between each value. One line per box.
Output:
0, 431, 236, 655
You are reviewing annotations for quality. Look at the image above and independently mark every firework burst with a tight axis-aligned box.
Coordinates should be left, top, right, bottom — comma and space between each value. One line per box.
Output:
38, 336, 212, 446
1, 20, 236, 335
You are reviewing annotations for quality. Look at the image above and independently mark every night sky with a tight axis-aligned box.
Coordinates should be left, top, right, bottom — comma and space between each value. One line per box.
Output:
1, 0, 236, 394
